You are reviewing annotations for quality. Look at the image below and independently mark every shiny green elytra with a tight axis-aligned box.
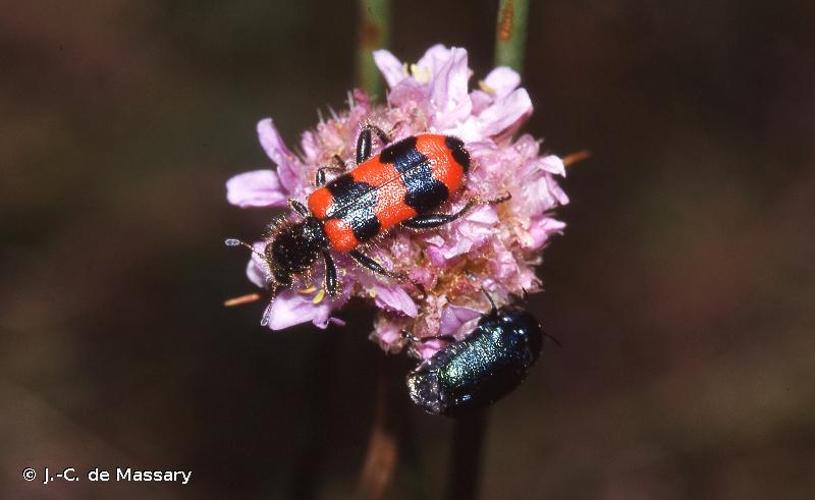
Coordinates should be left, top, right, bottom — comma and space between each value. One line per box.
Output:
407, 305, 544, 416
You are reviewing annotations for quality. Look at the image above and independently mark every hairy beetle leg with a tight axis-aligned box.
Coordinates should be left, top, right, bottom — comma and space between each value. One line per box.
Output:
315, 155, 346, 186
322, 251, 339, 295
401, 330, 458, 344
289, 199, 310, 217
355, 125, 392, 164
401, 192, 511, 230
348, 249, 405, 281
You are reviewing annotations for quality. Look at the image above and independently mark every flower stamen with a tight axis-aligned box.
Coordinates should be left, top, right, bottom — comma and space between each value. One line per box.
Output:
312, 288, 327, 304
224, 293, 262, 307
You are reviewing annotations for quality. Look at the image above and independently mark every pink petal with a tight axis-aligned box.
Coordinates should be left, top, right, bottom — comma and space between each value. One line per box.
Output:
469, 90, 493, 115
425, 245, 449, 267
373, 284, 418, 317
257, 118, 302, 194
549, 177, 569, 205
299, 130, 320, 162
527, 216, 567, 250
261, 290, 339, 330
414, 339, 447, 361
370, 315, 408, 353
490, 240, 522, 282
483, 67, 521, 99
539, 154, 566, 176
226, 169, 289, 208
430, 47, 472, 129
423, 206, 498, 264
407, 266, 434, 287
476, 88, 533, 138
417, 44, 454, 75
245, 241, 270, 288
373, 49, 406, 88
423, 234, 446, 247
465, 205, 499, 224
385, 77, 429, 109
523, 175, 560, 215
439, 304, 482, 336
513, 134, 542, 158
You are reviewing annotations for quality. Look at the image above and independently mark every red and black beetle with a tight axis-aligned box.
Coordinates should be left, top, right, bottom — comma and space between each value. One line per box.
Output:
229, 125, 492, 295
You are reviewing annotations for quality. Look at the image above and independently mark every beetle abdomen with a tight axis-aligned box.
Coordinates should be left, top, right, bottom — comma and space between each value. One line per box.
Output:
307, 134, 470, 252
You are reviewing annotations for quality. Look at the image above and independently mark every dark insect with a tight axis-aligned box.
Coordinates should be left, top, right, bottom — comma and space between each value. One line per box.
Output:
406, 293, 546, 416
227, 125, 480, 295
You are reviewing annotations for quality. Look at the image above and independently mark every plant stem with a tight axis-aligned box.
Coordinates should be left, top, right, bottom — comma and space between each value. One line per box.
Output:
494, 0, 530, 72
357, 356, 407, 500
356, 0, 391, 97
447, 410, 489, 500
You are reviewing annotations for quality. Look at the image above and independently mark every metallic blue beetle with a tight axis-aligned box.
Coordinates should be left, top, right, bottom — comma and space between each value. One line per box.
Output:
406, 294, 545, 416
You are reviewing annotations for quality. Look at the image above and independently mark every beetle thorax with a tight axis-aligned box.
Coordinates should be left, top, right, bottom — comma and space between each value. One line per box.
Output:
266, 218, 328, 278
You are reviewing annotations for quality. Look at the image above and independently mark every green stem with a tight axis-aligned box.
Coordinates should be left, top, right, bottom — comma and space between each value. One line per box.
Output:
356, 0, 392, 97
494, 0, 530, 72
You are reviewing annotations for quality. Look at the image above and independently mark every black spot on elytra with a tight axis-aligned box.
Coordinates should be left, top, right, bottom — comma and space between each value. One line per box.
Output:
346, 207, 381, 241
403, 164, 449, 213
379, 136, 449, 213
380, 136, 422, 174
326, 175, 373, 216
445, 136, 470, 173
325, 175, 381, 242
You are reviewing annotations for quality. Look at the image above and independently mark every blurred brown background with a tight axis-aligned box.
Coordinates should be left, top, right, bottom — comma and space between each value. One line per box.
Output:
2, 1, 814, 498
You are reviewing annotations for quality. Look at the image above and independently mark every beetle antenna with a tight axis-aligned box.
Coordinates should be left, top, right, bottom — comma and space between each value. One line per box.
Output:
480, 286, 498, 314
543, 331, 562, 348
401, 330, 457, 344
401, 329, 420, 343
225, 238, 265, 259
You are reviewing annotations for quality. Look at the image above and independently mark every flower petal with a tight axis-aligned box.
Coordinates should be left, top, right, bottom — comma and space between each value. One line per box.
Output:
414, 339, 447, 361
539, 154, 566, 176
429, 47, 472, 129
257, 118, 302, 194
417, 44, 454, 75
373, 49, 407, 88
245, 241, 270, 288
226, 169, 289, 208
439, 304, 482, 336
423, 205, 498, 264
527, 217, 566, 250
483, 67, 521, 99
370, 314, 409, 353
373, 284, 418, 317
261, 290, 338, 330
465, 204, 499, 224
476, 88, 532, 137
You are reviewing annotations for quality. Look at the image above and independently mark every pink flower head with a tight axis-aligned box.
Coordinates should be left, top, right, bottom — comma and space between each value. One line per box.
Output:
226, 45, 567, 356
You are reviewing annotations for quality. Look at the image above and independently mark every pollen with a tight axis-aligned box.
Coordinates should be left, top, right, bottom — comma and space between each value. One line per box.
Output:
478, 80, 497, 94
409, 64, 431, 84
312, 288, 326, 304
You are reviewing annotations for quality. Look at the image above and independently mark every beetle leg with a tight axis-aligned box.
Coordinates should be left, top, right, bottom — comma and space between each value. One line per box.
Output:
349, 249, 405, 280
315, 155, 346, 186
355, 125, 392, 164
401, 330, 457, 344
401, 200, 476, 230
322, 251, 339, 295
401, 193, 511, 230
289, 199, 310, 217
480, 286, 498, 314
